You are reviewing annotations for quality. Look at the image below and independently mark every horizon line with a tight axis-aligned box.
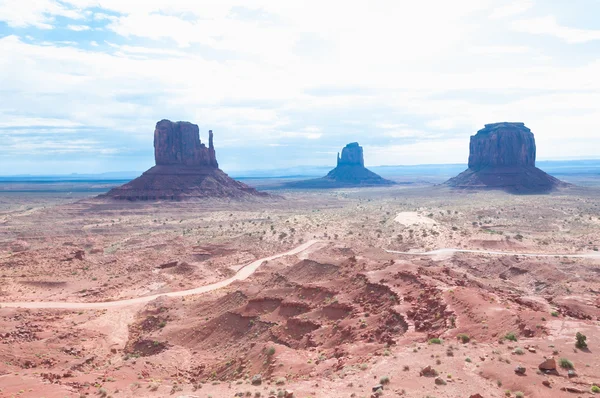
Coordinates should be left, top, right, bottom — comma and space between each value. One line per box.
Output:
1, 157, 600, 178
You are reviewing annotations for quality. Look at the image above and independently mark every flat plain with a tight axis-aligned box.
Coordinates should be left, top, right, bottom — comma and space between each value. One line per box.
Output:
1, 184, 599, 398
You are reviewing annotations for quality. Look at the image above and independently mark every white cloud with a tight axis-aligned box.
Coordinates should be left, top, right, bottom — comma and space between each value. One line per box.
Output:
280, 131, 322, 140
67, 24, 90, 31
1, 1, 600, 172
490, 0, 534, 19
376, 123, 409, 130
512, 15, 600, 43
0, 117, 83, 128
383, 129, 437, 139
469, 45, 530, 55
365, 139, 468, 166
0, 0, 84, 28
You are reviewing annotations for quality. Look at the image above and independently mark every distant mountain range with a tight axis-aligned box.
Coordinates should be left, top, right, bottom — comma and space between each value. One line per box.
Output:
1, 159, 599, 182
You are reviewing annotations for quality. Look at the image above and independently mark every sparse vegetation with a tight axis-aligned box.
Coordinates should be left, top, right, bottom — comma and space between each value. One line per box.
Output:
513, 347, 525, 355
5, 171, 600, 397
457, 334, 470, 344
504, 332, 517, 342
576, 332, 587, 349
559, 358, 574, 369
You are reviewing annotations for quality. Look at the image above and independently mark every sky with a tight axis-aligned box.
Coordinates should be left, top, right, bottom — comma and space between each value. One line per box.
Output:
1, 0, 600, 174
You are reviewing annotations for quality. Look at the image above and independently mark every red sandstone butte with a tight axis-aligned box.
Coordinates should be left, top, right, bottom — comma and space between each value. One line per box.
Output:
286, 142, 395, 188
446, 122, 567, 194
102, 120, 269, 200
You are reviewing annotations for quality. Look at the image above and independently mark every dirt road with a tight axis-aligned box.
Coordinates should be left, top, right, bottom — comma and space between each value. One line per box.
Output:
4, 240, 597, 310
0, 240, 321, 310
386, 247, 600, 258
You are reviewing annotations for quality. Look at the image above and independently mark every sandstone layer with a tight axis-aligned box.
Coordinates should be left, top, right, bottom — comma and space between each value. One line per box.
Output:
446, 122, 566, 194
102, 120, 268, 200
286, 142, 395, 188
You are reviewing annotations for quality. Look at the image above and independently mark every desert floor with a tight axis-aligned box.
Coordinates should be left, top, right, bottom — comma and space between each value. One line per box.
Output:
1, 185, 599, 398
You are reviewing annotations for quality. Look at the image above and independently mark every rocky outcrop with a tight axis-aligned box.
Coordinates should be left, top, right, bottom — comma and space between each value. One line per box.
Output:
101, 119, 269, 201
539, 357, 557, 371
285, 142, 395, 189
446, 122, 567, 194
337, 142, 364, 167
468, 123, 535, 169
154, 120, 218, 168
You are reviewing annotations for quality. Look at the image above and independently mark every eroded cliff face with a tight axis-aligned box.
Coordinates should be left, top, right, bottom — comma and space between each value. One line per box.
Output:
446, 122, 567, 194
337, 142, 365, 167
468, 122, 536, 170
154, 119, 218, 168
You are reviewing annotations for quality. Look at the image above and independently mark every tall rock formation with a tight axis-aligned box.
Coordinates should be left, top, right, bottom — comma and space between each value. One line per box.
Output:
446, 122, 567, 193
468, 122, 535, 169
285, 142, 395, 188
337, 142, 365, 167
154, 120, 218, 168
102, 119, 269, 200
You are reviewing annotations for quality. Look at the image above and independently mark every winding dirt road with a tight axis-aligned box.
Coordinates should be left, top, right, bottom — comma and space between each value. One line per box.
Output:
0, 240, 321, 310
3, 240, 598, 310
386, 247, 600, 258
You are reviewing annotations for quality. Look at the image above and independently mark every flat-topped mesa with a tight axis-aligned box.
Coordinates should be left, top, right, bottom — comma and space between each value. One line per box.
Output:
337, 142, 365, 167
468, 122, 535, 170
154, 119, 218, 168
445, 122, 568, 194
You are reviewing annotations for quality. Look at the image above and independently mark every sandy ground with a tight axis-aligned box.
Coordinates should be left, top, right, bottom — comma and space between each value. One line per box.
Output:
394, 211, 437, 226
1, 185, 600, 398
0, 240, 320, 309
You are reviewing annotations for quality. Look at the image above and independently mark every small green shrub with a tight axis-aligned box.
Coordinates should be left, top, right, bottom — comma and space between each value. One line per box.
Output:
505, 332, 517, 342
380, 375, 390, 385
457, 334, 470, 344
429, 338, 443, 345
559, 358, 574, 369
513, 347, 525, 355
576, 332, 587, 349
515, 392, 524, 398
266, 346, 276, 356
591, 385, 600, 393
551, 311, 559, 317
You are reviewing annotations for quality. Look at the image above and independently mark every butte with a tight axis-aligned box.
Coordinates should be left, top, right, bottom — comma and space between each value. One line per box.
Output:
102, 119, 269, 200
445, 122, 567, 194
285, 142, 395, 188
